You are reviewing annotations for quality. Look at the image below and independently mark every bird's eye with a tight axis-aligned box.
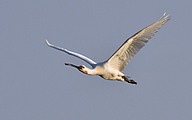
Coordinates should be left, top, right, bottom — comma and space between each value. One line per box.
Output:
79, 65, 84, 69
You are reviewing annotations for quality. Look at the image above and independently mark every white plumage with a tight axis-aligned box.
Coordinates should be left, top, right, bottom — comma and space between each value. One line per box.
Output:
46, 13, 170, 84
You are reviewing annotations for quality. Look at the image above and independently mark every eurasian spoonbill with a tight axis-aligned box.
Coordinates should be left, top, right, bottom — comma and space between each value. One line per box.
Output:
46, 13, 170, 85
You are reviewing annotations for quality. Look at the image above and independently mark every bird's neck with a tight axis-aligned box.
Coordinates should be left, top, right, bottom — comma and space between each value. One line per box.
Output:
86, 66, 103, 75
86, 68, 98, 75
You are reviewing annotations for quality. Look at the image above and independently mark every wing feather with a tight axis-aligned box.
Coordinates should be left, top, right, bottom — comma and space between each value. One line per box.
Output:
106, 13, 170, 71
45, 40, 97, 67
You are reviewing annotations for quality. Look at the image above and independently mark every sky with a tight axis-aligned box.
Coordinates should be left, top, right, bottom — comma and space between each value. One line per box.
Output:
1, 0, 192, 120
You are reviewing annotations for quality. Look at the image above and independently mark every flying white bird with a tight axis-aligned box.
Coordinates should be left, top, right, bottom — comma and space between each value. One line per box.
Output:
46, 13, 170, 85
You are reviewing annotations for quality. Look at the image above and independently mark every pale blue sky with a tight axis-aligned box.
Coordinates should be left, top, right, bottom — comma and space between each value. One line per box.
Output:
1, 1, 192, 120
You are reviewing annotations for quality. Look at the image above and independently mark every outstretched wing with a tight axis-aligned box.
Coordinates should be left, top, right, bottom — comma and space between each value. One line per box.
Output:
106, 13, 170, 72
45, 40, 97, 67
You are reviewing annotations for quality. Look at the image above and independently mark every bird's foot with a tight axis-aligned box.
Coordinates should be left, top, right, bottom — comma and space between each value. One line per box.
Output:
122, 76, 137, 85
127, 80, 137, 85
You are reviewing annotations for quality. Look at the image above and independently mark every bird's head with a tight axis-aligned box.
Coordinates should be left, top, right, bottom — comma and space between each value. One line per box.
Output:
77, 65, 88, 74
65, 63, 88, 74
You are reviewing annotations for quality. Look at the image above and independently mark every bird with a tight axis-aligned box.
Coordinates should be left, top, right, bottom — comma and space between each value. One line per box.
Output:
46, 13, 170, 85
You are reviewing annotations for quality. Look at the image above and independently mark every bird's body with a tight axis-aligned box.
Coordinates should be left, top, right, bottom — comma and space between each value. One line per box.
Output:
91, 63, 123, 80
46, 13, 170, 85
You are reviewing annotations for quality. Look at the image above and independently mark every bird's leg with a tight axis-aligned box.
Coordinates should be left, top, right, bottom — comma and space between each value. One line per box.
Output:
122, 76, 137, 85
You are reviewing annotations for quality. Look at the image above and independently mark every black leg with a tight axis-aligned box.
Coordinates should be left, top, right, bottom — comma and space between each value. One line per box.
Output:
122, 76, 137, 85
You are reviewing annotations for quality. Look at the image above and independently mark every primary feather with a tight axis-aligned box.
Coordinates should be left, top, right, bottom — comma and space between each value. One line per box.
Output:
45, 40, 97, 67
106, 13, 170, 71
